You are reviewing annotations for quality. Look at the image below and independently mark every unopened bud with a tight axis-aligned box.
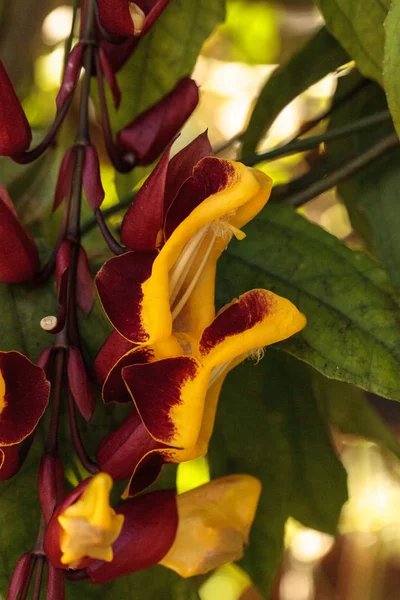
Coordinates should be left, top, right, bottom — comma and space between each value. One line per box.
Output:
129, 3, 145, 36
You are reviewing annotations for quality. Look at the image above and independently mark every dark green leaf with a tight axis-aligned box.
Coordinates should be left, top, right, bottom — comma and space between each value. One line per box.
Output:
329, 79, 400, 293
241, 27, 349, 154
315, 0, 388, 85
209, 350, 347, 595
218, 207, 400, 400
384, 0, 400, 138
313, 373, 400, 460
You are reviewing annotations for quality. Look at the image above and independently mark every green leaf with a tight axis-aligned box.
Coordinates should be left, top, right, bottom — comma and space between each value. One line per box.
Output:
209, 358, 292, 595
384, 0, 400, 138
241, 27, 349, 154
217, 207, 400, 400
0, 281, 56, 360
110, 0, 225, 131
315, 0, 388, 85
328, 78, 400, 293
313, 373, 400, 460
209, 350, 347, 595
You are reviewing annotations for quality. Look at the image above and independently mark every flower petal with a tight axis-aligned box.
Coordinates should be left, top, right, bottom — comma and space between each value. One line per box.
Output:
199, 289, 307, 368
159, 475, 261, 577
117, 77, 198, 166
98, 0, 135, 36
164, 158, 260, 239
120, 141, 173, 251
96, 250, 159, 343
68, 348, 95, 422
0, 444, 19, 480
0, 60, 31, 155
0, 185, 39, 283
164, 131, 213, 215
0, 352, 50, 445
94, 330, 135, 383
122, 355, 208, 448
86, 489, 178, 584
7, 553, 34, 600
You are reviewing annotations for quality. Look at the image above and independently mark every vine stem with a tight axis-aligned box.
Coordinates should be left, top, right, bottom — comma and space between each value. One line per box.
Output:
276, 132, 399, 208
94, 208, 126, 254
242, 110, 391, 166
68, 393, 99, 474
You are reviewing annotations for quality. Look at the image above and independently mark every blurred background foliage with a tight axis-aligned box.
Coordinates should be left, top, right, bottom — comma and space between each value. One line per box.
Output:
2, 1, 400, 599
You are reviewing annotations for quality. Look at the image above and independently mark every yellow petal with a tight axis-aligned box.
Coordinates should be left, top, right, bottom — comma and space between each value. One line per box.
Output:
58, 473, 124, 567
159, 475, 261, 577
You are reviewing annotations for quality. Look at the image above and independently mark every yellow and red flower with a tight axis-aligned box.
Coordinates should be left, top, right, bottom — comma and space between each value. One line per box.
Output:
0, 351, 50, 479
44, 471, 261, 582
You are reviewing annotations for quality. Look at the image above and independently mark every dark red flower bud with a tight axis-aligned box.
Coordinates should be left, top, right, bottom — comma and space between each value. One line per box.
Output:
83, 145, 105, 209
0, 184, 39, 283
0, 444, 19, 481
68, 348, 95, 422
86, 489, 178, 584
7, 553, 34, 600
56, 241, 94, 317
53, 149, 75, 213
46, 564, 65, 600
98, 48, 121, 108
98, 0, 169, 38
56, 44, 83, 110
39, 454, 66, 524
0, 60, 31, 155
36, 346, 54, 375
117, 77, 199, 165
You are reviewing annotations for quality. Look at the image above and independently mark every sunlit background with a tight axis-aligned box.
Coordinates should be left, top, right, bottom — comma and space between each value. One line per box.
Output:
2, 1, 400, 598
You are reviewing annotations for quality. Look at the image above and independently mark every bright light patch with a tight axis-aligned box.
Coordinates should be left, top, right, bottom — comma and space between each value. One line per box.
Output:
291, 528, 334, 563
36, 48, 64, 91
43, 6, 74, 45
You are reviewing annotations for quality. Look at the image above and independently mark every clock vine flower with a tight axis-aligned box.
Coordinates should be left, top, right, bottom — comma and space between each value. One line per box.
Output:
94, 133, 306, 495
44, 472, 261, 582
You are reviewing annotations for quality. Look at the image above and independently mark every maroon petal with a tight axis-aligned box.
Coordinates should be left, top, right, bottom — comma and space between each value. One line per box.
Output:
0, 185, 39, 283
98, 38, 139, 73
165, 157, 237, 239
37, 346, 54, 375
98, 47, 121, 108
0, 444, 19, 480
96, 251, 157, 343
103, 346, 154, 404
83, 145, 105, 209
117, 77, 199, 166
53, 149, 75, 212
7, 553, 34, 600
86, 489, 178, 584
120, 141, 173, 251
97, 409, 162, 482
0, 352, 50, 445
0, 60, 31, 155
94, 330, 135, 383
77, 246, 95, 314
68, 348, 95, 422
56, 44, 83, 110
164, 131, 213, 214
139, 0, 170, 36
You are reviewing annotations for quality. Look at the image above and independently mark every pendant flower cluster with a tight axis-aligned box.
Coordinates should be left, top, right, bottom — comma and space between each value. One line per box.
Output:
94, 132, 307, 496
0, 0, 307, 595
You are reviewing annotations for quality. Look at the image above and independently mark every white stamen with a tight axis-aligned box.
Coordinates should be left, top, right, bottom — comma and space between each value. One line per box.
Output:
169, 225, 209, 305
171, 231, 217, 321
249, 347, 265, 365
40, 315, 58, 331
208, 359, 234, 388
